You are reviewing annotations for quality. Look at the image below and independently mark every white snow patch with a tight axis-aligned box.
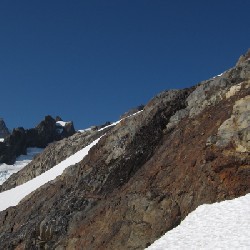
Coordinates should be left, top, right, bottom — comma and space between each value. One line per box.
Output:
98, 110, 143, 132
0, 137, 101, 212
56, 121, 67, 127
98, 120, 120, 131
78, 128, 92, 133
0, 148, 43, 185
212, 72, 224, 78
146, 193, 250, 250
56, 120, 71, 134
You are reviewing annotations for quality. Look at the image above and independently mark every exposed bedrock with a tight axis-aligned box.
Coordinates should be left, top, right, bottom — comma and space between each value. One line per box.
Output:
0, 51, 249, 249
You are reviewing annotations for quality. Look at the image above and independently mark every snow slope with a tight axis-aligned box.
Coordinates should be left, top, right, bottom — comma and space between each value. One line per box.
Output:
0, 148, 43, 185
0, 137, 101, 212
147, 193, 250, 250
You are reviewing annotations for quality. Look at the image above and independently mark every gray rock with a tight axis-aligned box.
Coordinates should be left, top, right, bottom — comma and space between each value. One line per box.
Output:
166, 49, 250, 130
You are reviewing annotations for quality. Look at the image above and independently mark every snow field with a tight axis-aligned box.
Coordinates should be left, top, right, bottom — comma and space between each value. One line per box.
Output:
147, 193, 250, 250
0, 138, 101, 212
0, 148, 43, 185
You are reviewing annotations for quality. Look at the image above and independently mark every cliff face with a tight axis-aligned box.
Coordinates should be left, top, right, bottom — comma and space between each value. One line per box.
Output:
0, 51, 249, 249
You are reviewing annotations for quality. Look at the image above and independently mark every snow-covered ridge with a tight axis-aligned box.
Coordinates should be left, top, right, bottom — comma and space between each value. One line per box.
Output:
147, 193, 250, 250
0, 137, 101, 212
0, 148, 43, 185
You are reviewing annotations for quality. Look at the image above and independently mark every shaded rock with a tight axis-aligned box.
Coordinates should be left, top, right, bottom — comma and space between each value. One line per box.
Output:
0, 127, 26, 164
55, 116, 63, 122
0, 116, 76, 164
0, 118, 10, 139
59, 121, 75, 138
26, 115, 57, 148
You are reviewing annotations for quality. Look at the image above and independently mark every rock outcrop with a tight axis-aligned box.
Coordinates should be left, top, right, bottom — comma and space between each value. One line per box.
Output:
0, 116, 75, 164
120, 105, 144, 119
0, 127, 26, 164
0, 118, 10, 139
0, 51, 249, 249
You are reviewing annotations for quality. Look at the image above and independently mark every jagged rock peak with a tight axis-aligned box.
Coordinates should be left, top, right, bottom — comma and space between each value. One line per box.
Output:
236, 48, 250, 66
55, 116, 63, 122
0, 118, 10, 139
0, 115, 76, 164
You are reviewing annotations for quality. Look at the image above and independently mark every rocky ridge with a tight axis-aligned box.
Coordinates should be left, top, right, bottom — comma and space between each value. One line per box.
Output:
0, 116, 75, 165
0, 126, 112, 192
0, 50, 249, 249
120, 105, 145, 119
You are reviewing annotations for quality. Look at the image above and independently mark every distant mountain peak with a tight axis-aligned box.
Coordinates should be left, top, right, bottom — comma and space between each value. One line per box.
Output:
236, 48, 250, 66
0, 115, 75, 164
0, 118, 10, 139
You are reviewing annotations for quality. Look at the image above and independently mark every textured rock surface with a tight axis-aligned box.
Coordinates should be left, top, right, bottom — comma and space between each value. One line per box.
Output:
0, 118, 9, 139
215, 93, 250, 152
167, 50, 250, 131
0, 51, 249, 249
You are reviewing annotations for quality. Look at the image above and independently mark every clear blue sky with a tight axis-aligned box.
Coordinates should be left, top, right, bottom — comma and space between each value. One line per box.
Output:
0, 0, 249, 130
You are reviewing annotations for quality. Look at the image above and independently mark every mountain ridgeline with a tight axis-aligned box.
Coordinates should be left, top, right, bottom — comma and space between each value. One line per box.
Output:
0, 116, 75, 165
0, 50, 249, 249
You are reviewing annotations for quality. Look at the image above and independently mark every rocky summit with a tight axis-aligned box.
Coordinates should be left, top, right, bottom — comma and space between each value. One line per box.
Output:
0, 50, 249, 249
0, 116, 75, 165
0, 118, 10, 139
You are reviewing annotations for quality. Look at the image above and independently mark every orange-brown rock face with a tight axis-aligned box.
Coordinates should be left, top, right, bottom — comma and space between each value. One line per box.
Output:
0, 51, 249, 249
